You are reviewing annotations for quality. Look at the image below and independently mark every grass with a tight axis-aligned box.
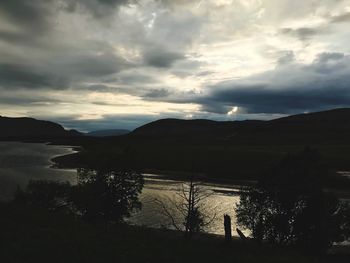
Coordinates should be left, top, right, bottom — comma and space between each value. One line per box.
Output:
1, 203, 348, 263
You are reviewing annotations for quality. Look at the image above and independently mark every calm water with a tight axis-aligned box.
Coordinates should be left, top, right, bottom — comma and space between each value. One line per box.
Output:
128, 174, 242, 235
0, 142, 77, 201
0, 142, 242, 236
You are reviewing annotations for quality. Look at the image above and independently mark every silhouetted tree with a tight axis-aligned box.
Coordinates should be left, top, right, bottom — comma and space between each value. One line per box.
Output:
236, 148, 349, 253
155, 176, 216, 238
338, 202, 350, 242
14, 180, 71, 211
70, 168, 144, 224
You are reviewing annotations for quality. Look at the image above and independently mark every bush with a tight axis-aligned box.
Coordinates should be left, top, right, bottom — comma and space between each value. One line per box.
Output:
13, 168, 144, 225
14, 180, 71, 211
70, 168, 144, 224
236, 148, 349, 253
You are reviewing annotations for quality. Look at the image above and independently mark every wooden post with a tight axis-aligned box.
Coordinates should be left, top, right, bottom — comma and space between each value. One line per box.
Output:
224, 214, 232, 242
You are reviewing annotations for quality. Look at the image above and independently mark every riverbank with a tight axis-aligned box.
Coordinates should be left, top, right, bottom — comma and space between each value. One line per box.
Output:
1, 202, 348, 263
53, 148, 350, 201
51, 141, 350, 188
3, 136, 350, 190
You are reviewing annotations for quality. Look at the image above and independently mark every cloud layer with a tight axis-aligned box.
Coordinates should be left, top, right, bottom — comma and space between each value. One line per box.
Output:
0, 0, 350, 131
198, 52, 350, 114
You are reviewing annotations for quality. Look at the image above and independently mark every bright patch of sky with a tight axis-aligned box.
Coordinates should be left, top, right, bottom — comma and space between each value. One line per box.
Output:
0, 0, 350, 130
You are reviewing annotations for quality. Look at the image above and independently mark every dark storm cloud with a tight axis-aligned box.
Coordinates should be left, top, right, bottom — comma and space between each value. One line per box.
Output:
200, 103, 230, 115
143, 48, 185, 68
64, 51, 130, 77
143, 88, 171, 98
0, 0, 53, 32
64, 0, 132, 18
277, 51, 295, 65
0, 0, 133, 90
114, 73, 156, 85
201, 84, 350, 114
1, 0, 350, 129
0, 49, 129, 90
0, 30, 43, 46
0, 95, 59, 105
0, 63, 69, 89
197, 52, 350, 114
86, 84, 114, 93
0, 0, 132, 30
0, 0, 132, 47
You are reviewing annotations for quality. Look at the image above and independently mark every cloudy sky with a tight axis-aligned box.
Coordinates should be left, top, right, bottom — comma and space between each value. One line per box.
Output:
1, 0, 350, 131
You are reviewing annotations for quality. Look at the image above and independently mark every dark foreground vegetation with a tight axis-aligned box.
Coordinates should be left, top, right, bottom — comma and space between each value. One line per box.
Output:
1, 108, 350, 262
236, 148, 350, 253
1, 201, 349, 263
1, 148, 349, 262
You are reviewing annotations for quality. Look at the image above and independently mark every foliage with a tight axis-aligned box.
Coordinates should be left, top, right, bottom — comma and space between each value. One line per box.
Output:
70, 168, 144, 224
14, 168, 144, 225
2, 201, 338, 263
236, 148, 349, 253
14, 180, 71, 211
339, 202, 350, 241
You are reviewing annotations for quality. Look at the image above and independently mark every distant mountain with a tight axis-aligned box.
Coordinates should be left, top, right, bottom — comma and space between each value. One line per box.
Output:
270, 108, 350, 131
86, 129, 130, 137
131, 118, 263, 137
131, 108, 350, 139
2, 108, 350, 143
53, 108, 350, 182
0, 116, 81, 140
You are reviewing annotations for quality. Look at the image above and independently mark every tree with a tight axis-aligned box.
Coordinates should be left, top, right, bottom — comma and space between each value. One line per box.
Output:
14, 180, 71, 212
236, 148, 349, 253
155, 176, 215, 238
70, 168, 144, 224
339, 202, 350, 241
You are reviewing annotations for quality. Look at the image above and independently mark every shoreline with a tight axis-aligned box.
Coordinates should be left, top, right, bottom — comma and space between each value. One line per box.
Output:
51, 148, 350, 199
1, 139, 349, 198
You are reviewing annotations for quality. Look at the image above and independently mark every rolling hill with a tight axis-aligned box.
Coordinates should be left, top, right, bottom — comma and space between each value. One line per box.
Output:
0, 116, 81, 140
4, 108, 350, 183
131, 108, 350, 142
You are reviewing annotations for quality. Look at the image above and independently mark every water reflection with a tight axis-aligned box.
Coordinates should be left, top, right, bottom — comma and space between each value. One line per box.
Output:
0, 142, 242, 235
0, 142, 76, 201
127, 174, 242, 236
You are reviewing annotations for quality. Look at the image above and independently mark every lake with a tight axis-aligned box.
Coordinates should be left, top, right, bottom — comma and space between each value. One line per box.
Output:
0, 142, 242, 236
0, 142, 77, 201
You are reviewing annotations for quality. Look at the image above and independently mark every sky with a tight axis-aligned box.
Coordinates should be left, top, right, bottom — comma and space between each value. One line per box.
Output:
0, 0, 350, 131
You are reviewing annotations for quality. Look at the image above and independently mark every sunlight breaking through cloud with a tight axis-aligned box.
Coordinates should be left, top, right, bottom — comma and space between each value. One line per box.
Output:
0, 0, 350, 130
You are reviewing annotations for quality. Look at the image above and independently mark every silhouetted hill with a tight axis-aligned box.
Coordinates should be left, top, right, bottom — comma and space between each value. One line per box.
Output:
131, 108, 350, 138
0, 116, 81, 140
270, 108, 350, 132
132, 118, 264, 137
54, 108, 350, 183
86, 129, 130, 137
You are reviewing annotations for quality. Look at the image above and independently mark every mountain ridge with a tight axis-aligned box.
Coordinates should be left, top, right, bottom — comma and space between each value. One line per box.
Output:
131, 108, 350, 137
0, 116, 81, 139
